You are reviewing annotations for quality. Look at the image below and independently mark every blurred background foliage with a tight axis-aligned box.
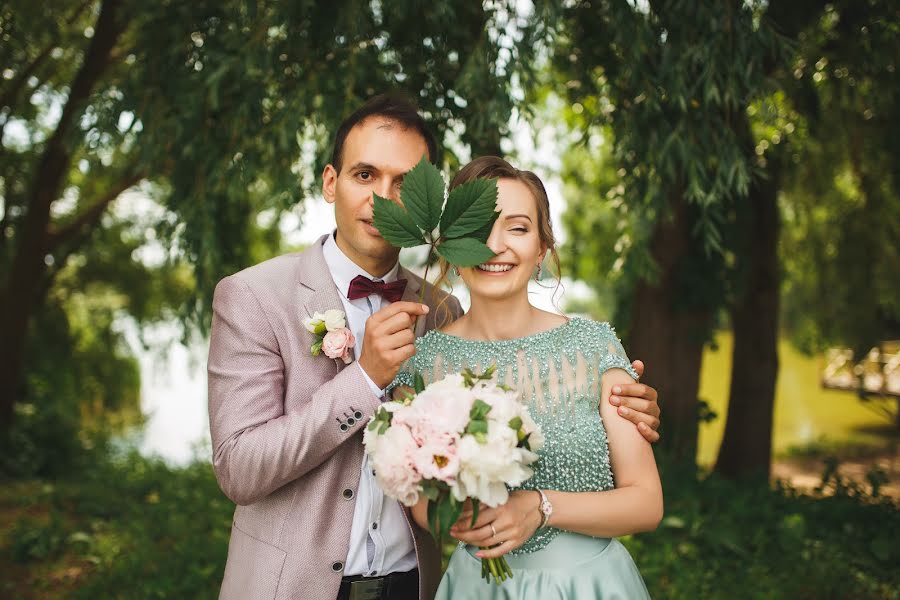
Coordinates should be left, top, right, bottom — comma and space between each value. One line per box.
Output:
0, 0, 897, 598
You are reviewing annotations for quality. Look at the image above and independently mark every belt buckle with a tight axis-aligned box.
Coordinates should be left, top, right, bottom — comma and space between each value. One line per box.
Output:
348, 577, 385, 600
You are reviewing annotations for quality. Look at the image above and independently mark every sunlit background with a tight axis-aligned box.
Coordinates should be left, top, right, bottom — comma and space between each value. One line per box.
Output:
1, 1, 897, 598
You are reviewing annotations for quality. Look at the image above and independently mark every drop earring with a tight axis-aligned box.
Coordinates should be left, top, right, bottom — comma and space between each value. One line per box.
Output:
535, 264, 542, 280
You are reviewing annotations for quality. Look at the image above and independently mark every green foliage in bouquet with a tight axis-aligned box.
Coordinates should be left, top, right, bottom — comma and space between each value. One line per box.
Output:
373, 157, 499, 270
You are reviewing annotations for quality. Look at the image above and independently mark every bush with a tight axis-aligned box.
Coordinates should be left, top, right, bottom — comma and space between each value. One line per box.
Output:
1, 451, 233, 599
623, 461, 900, 600
3, 451, 898, 599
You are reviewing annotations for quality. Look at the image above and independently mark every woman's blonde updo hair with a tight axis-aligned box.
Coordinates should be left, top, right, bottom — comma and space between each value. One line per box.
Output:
433, 156, 562, 319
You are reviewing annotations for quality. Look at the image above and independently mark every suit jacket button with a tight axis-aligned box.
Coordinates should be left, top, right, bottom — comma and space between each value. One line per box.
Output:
342, 488, 354, 500
332, 561, 344, 572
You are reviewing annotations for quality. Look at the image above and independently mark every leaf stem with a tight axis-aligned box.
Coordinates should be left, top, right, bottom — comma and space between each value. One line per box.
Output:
414, 241, 436, 330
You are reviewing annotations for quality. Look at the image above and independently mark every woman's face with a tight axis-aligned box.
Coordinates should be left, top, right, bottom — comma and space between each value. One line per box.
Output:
459, 178, 545, 302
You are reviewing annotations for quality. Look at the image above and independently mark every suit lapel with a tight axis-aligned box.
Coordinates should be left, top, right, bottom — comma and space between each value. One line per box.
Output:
297, 236, 356, 367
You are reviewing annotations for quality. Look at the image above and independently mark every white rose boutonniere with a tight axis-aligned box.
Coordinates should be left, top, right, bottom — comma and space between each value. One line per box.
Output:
305, 309, 355, 364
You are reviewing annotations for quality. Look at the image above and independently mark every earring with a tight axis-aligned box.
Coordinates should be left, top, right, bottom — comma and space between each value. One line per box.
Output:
535, 264, 542, 280
452, 266, 459, 277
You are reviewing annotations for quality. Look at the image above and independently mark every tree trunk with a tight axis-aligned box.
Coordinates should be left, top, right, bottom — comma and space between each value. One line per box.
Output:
715, 159, 781, 480
628, 191, 714, 464
0, 0, 123, 431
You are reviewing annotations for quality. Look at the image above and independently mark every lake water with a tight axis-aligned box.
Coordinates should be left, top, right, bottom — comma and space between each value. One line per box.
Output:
697, 332, 891, 466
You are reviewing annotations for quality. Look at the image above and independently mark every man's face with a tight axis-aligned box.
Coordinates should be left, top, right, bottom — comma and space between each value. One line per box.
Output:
322, 118, 429, 275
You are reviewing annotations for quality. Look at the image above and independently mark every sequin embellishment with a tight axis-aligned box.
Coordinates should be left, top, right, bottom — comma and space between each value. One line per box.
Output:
391, 317, 638, 555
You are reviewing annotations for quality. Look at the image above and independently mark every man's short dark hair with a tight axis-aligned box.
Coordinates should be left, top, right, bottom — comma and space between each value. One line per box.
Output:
330, 94, 439, 173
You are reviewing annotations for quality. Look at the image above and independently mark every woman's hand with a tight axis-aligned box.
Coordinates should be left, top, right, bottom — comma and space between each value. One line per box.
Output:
448, 490, 543, 558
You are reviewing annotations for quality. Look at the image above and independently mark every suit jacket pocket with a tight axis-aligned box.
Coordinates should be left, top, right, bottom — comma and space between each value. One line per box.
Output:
220, 523, 287, 600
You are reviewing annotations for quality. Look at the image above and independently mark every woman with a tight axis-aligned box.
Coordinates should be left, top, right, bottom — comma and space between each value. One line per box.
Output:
395, 156, 662, 598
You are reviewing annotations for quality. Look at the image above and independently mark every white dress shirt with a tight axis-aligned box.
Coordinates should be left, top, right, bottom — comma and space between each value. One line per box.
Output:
321, 233, 418, 577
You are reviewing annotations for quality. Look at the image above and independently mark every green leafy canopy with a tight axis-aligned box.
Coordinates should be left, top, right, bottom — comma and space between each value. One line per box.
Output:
372, 157, 499, 268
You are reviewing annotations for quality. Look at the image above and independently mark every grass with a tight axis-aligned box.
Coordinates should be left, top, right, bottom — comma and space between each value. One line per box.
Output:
0, 452, 232, 600
1, 451, 898, 599
1, 331, 897, 598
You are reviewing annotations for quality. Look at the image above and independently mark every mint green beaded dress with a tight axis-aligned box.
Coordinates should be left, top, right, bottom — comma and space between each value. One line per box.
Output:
393, 317, 651, 599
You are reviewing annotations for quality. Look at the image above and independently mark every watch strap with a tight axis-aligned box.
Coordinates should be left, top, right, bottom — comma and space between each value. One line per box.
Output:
537, 489, 553, 529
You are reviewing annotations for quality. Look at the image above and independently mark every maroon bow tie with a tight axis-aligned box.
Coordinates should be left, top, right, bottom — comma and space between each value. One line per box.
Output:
347, 275, 408, 303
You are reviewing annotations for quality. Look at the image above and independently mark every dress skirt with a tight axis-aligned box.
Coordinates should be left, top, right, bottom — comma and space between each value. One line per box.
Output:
435, 532, 650, 599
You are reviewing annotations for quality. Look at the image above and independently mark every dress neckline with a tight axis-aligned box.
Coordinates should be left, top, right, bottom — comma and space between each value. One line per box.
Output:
428, 316, 576, 347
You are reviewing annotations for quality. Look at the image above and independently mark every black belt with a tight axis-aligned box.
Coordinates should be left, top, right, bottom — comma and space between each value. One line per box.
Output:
337, 568, 418, 600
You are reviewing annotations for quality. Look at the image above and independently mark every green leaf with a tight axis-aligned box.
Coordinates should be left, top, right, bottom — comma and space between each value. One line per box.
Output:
465, 420, 488, 436
401, 157, 444, 233
468, 209, 500, 244
469, 399, 492, 420
368, 406, 392, 434
310, 340, 323, 356
436, 237, 496, 268
427, 502, 439, 542
373, 194, 425, 248
414, 371, 426, 394
470, 498, 480, 528
436, 495, 463, 542
422, 484, 440, 502
440, 178, 499, 239
520, 432, 532, 450
508, 416, 523, 431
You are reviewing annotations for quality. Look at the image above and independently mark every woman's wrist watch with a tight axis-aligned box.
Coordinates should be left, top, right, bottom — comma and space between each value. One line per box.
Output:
536, 489, 553, 528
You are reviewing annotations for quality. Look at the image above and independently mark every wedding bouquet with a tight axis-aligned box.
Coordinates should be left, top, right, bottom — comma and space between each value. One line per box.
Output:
364, 366, 543, 584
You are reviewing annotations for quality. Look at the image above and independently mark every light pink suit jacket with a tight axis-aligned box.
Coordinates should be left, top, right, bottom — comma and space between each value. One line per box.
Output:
208, 235, 462, 600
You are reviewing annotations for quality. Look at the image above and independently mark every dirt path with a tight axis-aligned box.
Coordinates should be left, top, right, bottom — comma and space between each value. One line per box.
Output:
771, 445, 900, 499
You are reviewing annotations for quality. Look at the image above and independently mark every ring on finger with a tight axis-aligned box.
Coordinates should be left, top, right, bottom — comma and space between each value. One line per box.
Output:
490, 523, 497, 538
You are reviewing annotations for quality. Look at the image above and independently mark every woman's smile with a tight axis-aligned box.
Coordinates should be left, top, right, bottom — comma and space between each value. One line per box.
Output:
476, 262, 516, 275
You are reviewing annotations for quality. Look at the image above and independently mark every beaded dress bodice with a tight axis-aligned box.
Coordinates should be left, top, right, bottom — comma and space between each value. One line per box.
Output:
392, 317, 638, 555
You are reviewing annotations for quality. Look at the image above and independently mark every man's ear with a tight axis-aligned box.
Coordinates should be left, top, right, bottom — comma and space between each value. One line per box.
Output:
322, 164, 338, 204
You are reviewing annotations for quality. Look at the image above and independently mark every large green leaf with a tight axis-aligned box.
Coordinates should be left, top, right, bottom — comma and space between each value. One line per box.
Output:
401, 157, 445, 233
439, 178, 498, 239
373, 194, 425, 248
467, 209, 500, 244
436, 237, 496, 267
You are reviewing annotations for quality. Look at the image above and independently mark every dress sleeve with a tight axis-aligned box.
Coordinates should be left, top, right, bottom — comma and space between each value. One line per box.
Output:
596, 322, 640, 381
385, 357, 416, 401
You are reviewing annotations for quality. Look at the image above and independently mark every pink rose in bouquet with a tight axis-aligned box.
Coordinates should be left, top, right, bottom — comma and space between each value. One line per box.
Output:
364, 366, 543, 584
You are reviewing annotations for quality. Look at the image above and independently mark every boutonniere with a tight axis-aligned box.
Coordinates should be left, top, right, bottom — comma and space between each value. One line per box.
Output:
303, 309, 355, 364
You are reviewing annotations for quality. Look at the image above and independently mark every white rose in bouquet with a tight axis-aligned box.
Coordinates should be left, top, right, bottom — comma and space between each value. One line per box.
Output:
364, 365, 543, 585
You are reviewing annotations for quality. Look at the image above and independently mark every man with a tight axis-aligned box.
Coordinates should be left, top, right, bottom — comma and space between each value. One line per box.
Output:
207, 95, 662, 600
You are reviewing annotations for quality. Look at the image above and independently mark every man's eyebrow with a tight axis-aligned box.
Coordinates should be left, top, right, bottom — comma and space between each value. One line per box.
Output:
346, 162, 378, 172
504, 214, 533, 222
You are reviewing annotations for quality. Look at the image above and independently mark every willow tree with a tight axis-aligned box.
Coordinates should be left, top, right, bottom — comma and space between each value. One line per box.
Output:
538, 0, 789, 462
774, 1, 900, 426
0, 0, 527, 430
